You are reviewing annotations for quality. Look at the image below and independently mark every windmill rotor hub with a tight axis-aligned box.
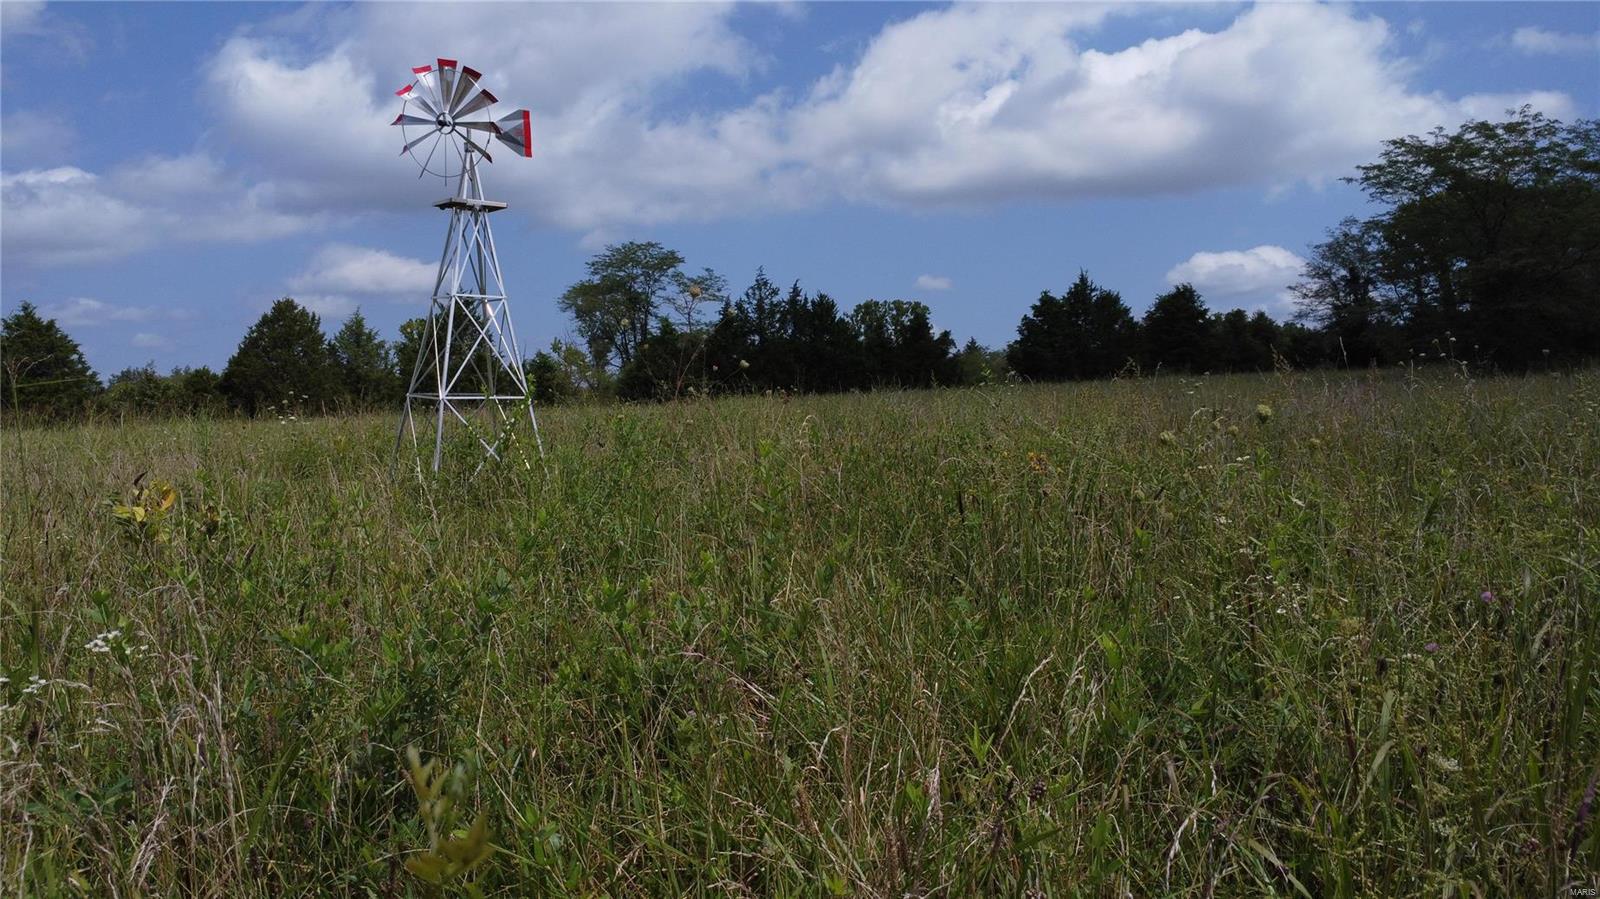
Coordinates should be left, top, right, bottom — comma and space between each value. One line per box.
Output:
393, 59, 534, 181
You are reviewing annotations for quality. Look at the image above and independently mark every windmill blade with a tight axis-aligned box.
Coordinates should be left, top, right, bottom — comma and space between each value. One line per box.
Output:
401, 128, 440, 155
454, 88, 498, 119
412, 64, 445, 112
494, 109, 533, 157
392, 113, 435, 127
447, 65, 483, 116
459, 130, 495, 163
395, 82, 439, 117
453, 119, 502, 134
436, 58, 457, 112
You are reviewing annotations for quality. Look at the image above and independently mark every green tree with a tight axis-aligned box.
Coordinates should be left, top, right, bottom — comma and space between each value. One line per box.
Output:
524, 350, 577, 406
955, 338, 1007, 386
617, 319, 707, 401
394, 317, 426, 391
852, 299, 959, 388
788, 291, 862, 392
0, 301, 100, 417
1007, 272, 1138, 381
101, 364, 178, 416
1210, 309, 1278, 372
331, 309, 398, 406
220, 298, 340, 415
170, 366, 224, 413
1292, 217, 1400, 366
558, 242, 685, 369
1348, 107, 1600, 365
1142, 283, 1213, 373
667, 267, 729, 330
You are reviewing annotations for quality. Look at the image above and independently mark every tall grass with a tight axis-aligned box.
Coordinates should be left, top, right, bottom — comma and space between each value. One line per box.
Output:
2, 369, 1596, 896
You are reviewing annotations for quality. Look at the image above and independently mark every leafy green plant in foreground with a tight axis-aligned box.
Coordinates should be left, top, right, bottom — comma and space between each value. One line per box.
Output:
403, 746, 494, 894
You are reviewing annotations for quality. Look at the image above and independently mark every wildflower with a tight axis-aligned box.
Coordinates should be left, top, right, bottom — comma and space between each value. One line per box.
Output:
1255, 403, 1273, 423
739, 359, 750, 370
1027, 451, 1049, 475
1480, 589, 1495, 604
1424, 641, 1440, 653
85, 629, 123, 654
23, 675, 49, 695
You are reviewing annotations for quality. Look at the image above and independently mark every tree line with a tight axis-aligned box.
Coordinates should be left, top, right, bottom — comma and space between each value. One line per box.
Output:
3, 108, 1594, 419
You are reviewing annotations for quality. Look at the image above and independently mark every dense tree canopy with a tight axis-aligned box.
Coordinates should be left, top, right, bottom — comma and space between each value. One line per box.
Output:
220, 298, 340, 415
558, 241, 687, 369
1007, 272, 1138, 381
330, 309, 399, 406
1142, 284, 1213, 373
1297, 108, 1599, 366
0, 302, 100, 417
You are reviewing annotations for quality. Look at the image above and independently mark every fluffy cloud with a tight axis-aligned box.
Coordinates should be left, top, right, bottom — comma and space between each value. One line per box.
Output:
198, 2, 1571, 232
284, 244, 437, 319
1165, 245, 1306, 316
0, 168, 151, 266
131, 332, 174, 350
1, 155, 324, 268
294, 295, 358, 319
0, 1, 44, 34
40, 297, 159, 327
1510, 27, 1600, 55
289, 244, 436, 298
2, 3, 1580, 268
0, 1, 91, 60
199, 3, 764, 226
0, 111, 75, 167
915, 275, 953, 291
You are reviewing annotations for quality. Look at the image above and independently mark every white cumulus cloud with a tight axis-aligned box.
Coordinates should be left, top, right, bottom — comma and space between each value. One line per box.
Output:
1166, 245, 1307, 317
915, 274, 953, 291
39, 297, 159, 327
131, 332, 174, 350
1, 155, 324, 268
294, 294, 359, 319
288, 244, 435, 299
3, 3, 1581, 268
193, 2, 1575, 234
1509, 26, 1600, 55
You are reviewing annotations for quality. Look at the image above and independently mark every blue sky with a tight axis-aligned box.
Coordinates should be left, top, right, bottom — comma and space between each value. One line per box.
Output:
3, 1, 1597, 377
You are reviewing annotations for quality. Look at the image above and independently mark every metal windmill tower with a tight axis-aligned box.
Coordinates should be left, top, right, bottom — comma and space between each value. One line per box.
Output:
391, 59, 541, 472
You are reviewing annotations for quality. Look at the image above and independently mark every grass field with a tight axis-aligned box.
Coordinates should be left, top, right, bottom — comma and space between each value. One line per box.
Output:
3, 370, 1597, 896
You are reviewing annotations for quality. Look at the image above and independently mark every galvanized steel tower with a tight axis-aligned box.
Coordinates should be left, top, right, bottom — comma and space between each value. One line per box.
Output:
391, 60, 541, 472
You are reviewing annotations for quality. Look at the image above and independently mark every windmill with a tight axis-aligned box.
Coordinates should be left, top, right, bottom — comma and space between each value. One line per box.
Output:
391, 59, 541, 473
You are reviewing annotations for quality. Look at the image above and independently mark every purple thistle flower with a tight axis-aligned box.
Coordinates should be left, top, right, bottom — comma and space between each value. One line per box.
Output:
1480, 589, 1495, 604
1424, 642, 1441, 653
